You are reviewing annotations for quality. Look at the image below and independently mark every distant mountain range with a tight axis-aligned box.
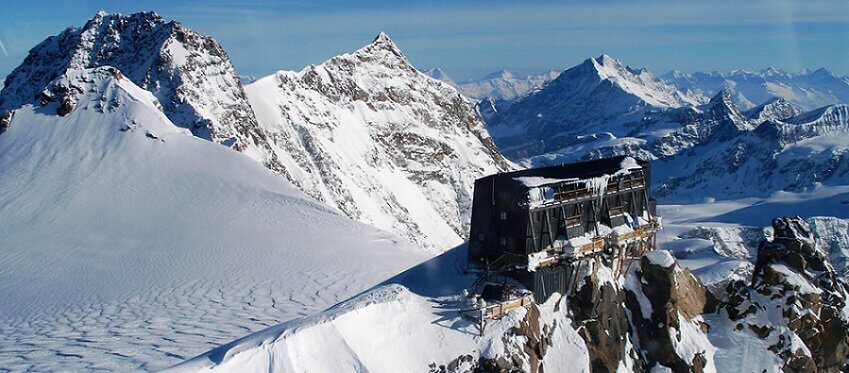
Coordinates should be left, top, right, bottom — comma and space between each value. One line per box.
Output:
662, 68, 849, 111
426, 64, 849, 114
423, 67, 560, 102
480, 55, 849, 201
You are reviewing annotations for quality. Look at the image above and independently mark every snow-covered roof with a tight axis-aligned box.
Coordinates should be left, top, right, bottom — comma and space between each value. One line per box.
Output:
507, 156, 645, 189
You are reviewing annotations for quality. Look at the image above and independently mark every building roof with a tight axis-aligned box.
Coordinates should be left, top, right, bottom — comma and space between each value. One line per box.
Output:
479, 156, 648, 189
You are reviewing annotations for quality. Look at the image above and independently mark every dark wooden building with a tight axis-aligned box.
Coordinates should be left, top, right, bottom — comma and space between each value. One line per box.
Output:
467, 156, 658, 302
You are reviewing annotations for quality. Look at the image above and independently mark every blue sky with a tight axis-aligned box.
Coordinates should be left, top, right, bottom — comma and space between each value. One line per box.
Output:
1, 0, 848, 81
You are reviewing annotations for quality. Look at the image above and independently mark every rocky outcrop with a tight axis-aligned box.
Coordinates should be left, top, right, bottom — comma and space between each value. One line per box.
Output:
568, 261, 638, 372
0, 11, 284, 171
624, 251, 716, 372
245, 33, 512, 252
724, 217, 849, 372
0, 111, 12, 134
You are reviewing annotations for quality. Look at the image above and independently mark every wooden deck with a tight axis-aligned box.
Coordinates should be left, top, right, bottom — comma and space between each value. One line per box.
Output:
461, 294, 535, 335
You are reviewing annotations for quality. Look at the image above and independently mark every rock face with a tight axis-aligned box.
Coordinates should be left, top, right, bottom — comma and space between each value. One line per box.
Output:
0, 11, 283, 171
745, 97, 803, 124
245, 33, 513, 252
724, 217, 849, 372
569, 262, 636, 372
625, 251, 717, 372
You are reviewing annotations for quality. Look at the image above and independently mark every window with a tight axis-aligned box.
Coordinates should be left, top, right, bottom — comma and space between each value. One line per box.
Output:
500, 211, 507, 220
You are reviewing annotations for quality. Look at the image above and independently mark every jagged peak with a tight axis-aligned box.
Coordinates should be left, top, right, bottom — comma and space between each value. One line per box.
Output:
83, 10, 167, 29
595, 53, 621, 66
708, 89, 735, 106
317, 31, 414, 73
786, 103, 849, 125
361, 31, 403, 55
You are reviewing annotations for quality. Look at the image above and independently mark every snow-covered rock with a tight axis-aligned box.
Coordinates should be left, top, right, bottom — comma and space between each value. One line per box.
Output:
654, 103, 849, 199
662, 68, 849, 111
0, 59, 428, 370
0, 11, 283, 171
808, 216, 849, 279
245, 33, 513, 252
744, 97, 803, 124
485, 54, 698, 163
721, 217, 849, 372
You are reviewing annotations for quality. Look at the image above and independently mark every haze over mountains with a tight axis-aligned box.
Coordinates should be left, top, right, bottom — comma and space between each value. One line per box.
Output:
2, 10, 849, 373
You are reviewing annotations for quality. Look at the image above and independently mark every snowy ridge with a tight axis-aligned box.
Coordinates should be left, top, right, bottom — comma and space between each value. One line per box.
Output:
246, 32, 513, 252
421, 67, 456, 87
654, 102, 849, 199
744, 97, 802, 123
453, 69, 560, 102
662, 67, 849, 111
170, 286, 588, 373
484, 54, 697, 162
0, 11, 283, 171
0, 63, 428, 370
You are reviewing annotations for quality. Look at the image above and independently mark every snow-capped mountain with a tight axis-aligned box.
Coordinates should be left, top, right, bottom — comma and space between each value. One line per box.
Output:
654, 102, 849, 199
245, 33, 513, 252
744, 97, 802, 123
0, 63, 427, 370
421, 67, 456, 86
455, 69, 560, 101
0, 11, 284, 171
478, 54, 849, 202
662, 68, 849, 111
1, 12, 510, 253
485, 54, 698, 162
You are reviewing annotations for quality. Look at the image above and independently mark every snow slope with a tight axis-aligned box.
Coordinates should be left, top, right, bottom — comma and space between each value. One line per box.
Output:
0, 67, 428, 371
245, 33, 512, 252
170, 251, 590, 373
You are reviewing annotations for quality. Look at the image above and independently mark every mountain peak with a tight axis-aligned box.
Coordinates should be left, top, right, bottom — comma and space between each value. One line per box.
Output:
596, 53, 620, 66
373, 31, 392, 44
422, 68, 455, 85
709, 89, 735, 106
482, 69, 517, 80
368, 32, 400, 52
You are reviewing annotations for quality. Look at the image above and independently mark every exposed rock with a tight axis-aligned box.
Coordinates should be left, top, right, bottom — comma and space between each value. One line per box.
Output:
569, 261, 634, 372
0, 111, 12, 134
0, 11, 285, 172
625, 251, 716, 372
724, 217, 849, 372
244, 32, 512, 252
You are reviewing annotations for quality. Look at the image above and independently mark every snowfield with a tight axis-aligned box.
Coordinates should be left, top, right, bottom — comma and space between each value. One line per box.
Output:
168, 250, 590, 373
0, 68, 428, 371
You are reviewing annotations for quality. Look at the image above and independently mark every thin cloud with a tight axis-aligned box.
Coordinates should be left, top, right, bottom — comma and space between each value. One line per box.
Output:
0, 40, 8, 56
